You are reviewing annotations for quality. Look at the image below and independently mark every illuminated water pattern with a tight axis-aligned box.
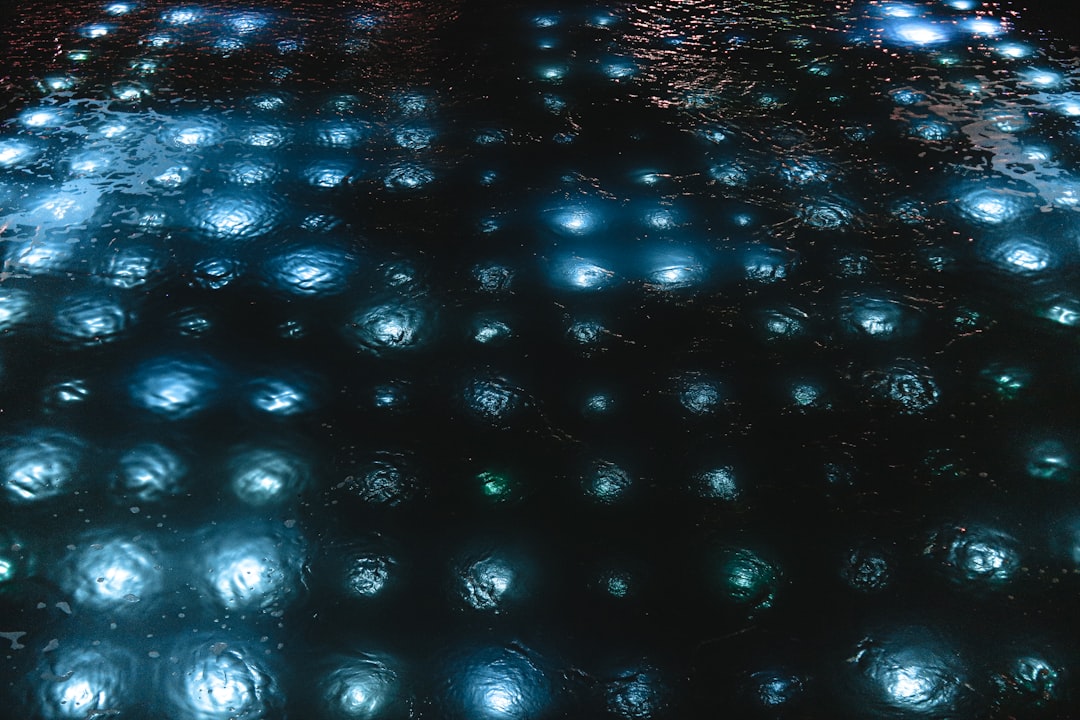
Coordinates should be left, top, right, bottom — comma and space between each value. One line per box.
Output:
0, 0, 1077, 718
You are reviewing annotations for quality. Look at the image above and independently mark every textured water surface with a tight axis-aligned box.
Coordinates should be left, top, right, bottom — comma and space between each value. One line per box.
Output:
0, 0, 1079, 718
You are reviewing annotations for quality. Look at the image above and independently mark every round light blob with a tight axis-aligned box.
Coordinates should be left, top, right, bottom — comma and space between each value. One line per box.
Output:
552, 256, 617, 291
303, 160, 357, 188
956, 188, 1026, 225
189, 192, 280, 240
745, 670, 805, 710
163, 7, 204, 25
20, 108, 67, 129
696, 466, 739, 500
840, 546, 892, 592
343, 454, 419, 506
114, 443, 186, 501
128, 356, 220, 419
315, 121, 366, 148
583, 461, 632, 504
229, 447, 309, 506
462, 376, 525, 426
225, 11, 270, 34
849, 628, 972, 718
248, 376, 312, 416
198, 528, 306, 613
979, 236, 1055, 276
100, 245, 165, 289
63, 534, 163, 608
152, 164, 194, 188
0, 430, 83, 503
890, 21, 950, 45
442, 646, 551, 720
53, 292, 130, 346
798, 198, 855, 229
346, 302, 428, 354
756, 305, 811, 340
5, 234, 79, 276
34, 644, 133, 720
644, 254, 705, 289
393, 126, 435, 150
224, 160, 277, 186
545, 205, 604, 237
384, 164, 435, 190
264, 244, 356, 296
192, 257, 244, 289
604, 663, 670, 719
992, 653, 1064, 708
840, 295, 910, 339
867, 361, 940, 415
675, 373, 725, 415
167, 640, 279, 720
0, 287, 32, 330
164, 119, 223, 149
323, 653, 403, 720
344, 552, 395, 598
0, 138, 39, 167
712, 547, 781, 612
456, 554, 518, 611
908, 119, 953, 141
243, 124, 289, 148
925, 523, 1021, 587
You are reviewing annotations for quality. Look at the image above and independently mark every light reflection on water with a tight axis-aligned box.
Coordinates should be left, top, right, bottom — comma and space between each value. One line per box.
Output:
0, 0, 1077, 717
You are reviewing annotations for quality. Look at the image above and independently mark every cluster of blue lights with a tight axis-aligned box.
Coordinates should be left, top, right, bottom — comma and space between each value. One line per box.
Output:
0, 0, 1077, 718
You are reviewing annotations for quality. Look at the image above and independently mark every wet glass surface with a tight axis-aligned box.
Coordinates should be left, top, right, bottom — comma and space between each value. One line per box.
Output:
0, 0, 1079, 717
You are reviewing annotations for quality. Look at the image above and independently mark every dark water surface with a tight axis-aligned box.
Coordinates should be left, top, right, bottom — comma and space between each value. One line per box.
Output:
1, 0, 1079, 718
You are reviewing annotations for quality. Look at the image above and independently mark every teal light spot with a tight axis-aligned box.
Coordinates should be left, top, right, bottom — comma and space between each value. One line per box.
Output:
478, 471, 514, 500
980, 364, 1031, 400
714, 548, 780, 612
0, 557, 13, 582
